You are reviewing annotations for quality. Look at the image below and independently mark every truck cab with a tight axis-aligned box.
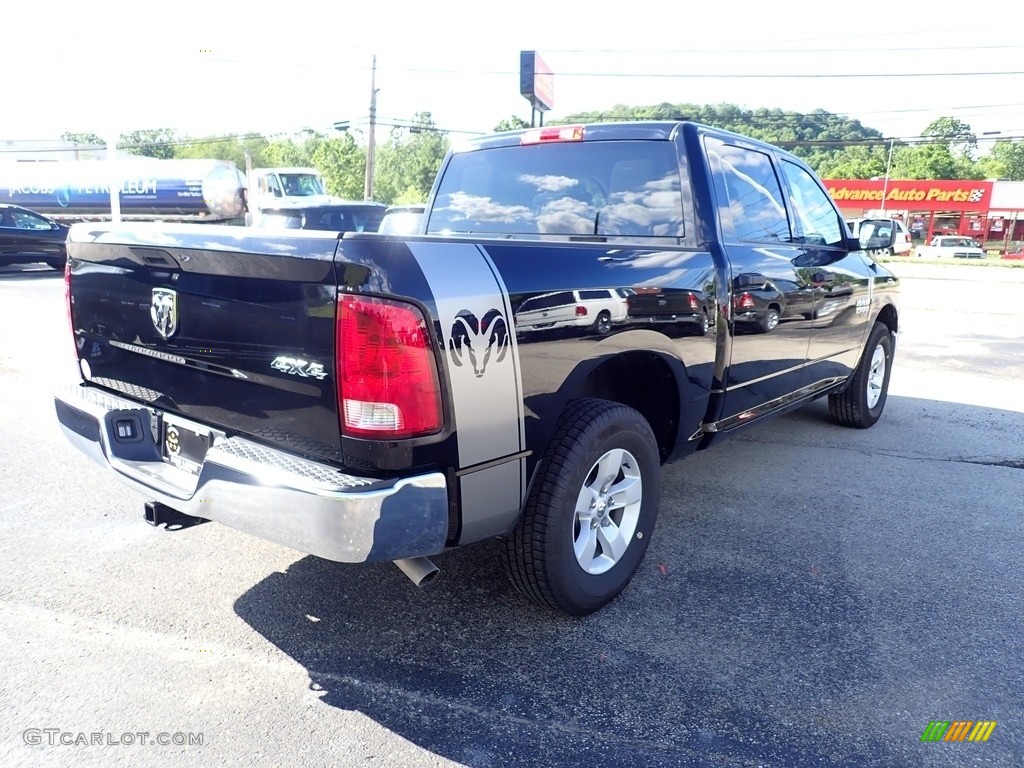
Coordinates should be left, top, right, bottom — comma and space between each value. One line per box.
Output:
246, 167, 336, 224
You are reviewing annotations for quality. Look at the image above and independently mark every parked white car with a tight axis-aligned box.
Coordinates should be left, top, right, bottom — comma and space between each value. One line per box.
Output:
514, 288, 629, 335
846, 218, 913, 256
914, 236, 986, 260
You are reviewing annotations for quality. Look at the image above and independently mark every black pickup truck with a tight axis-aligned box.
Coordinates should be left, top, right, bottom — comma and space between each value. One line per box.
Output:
54, 122, 900, 616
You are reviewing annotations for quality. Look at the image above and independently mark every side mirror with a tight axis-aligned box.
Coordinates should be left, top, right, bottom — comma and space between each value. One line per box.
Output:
857, 219, 897, 251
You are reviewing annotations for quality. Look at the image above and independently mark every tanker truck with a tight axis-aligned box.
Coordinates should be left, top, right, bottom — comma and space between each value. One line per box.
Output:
0, 158, 248, 223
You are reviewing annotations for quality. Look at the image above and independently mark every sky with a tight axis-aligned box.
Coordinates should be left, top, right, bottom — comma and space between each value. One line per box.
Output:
3, 0, 1023, 153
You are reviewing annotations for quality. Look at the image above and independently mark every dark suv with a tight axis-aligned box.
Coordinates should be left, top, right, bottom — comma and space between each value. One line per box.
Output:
252, 202, 387, 233
0, 204, 69, 270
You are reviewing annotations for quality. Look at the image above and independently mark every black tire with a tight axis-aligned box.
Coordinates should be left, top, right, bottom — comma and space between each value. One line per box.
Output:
760, 307, 780, 334
829, 321, 893, 429
503, 398, 661, 616
696, 311, 709, 336
594, 311, 612, 335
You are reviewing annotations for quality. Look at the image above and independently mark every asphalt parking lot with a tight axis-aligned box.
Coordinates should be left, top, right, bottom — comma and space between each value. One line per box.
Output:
0, 260, 1022, 767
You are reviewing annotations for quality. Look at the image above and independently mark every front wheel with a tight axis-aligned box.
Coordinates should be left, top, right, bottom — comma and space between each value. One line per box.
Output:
503, 398, 661, 616
829, 321, 893, 428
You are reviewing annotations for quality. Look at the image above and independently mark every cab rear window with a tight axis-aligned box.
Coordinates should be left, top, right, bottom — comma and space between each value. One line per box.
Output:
427, 140, 684, 240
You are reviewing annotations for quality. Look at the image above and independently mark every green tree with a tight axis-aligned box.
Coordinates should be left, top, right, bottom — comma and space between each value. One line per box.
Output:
373, 112, 449, 204
890, 143, 978, 180
494, 116, 530, 132
812, 143, 890, 179
119, 128, 179, 159
978, 140, 1024, 181
262, 132, 315, 167
921, 117, 977, 158
173, 134, 271, 169
310, 133, 366, 199
60, 131, 105, 147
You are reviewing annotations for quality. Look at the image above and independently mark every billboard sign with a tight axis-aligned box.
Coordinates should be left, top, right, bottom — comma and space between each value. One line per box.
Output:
520, 51, 554, 112
824, 179, 994, 211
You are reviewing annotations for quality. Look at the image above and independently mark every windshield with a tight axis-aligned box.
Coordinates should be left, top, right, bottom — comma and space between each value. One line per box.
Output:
426, 140, 684, 240
278, 173, 326, 197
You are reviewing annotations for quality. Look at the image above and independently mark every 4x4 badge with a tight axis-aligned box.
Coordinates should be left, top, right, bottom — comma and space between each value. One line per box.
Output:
151, 288, 178, 340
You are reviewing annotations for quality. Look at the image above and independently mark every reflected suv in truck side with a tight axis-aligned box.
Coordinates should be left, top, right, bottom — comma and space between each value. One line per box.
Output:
514, 288, 628, 335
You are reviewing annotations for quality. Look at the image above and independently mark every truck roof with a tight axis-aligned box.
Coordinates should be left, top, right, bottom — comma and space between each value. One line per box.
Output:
456, 120, 804, 162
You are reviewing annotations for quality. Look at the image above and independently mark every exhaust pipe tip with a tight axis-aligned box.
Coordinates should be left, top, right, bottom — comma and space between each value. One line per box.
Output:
394, 556, 440, 588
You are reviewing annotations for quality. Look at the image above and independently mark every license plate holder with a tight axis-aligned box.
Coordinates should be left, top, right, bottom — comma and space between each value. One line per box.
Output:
161, 415, 211, 475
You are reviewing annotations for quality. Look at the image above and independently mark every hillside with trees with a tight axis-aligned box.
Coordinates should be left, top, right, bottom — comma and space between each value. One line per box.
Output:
560, 104, 1016, 181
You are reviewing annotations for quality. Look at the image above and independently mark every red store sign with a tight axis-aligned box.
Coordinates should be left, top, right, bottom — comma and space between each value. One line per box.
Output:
823, 179, 993, 211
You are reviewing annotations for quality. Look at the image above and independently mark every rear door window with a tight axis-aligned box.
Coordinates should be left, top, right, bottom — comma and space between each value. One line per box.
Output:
705, 137, 791, 243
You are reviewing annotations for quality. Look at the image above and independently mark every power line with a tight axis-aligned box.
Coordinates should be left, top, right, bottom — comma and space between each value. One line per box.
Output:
385, 67, 1024, 79
543, 44, 1024, 54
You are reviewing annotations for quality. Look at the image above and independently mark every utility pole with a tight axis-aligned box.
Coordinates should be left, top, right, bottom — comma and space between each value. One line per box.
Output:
364, 54, 378, 201
106, 131, 121, 223
880, 137, 895, 214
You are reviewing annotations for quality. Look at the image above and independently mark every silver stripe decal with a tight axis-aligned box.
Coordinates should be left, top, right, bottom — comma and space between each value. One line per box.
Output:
473, 243, 527, 500
408, 241, 524, 471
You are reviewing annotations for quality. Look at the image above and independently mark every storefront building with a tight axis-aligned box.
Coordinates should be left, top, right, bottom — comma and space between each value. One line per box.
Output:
824, 178, 1024, 251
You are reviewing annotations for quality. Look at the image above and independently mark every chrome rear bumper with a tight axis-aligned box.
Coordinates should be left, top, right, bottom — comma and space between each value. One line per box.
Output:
53, 383, 449, 563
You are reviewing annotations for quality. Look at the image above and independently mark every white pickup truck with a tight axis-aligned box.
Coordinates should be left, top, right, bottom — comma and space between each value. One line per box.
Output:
245, 167, 340, 225
914, 236, 986, 259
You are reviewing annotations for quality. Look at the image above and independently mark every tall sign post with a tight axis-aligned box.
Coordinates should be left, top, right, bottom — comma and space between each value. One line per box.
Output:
520, 51, 555, 127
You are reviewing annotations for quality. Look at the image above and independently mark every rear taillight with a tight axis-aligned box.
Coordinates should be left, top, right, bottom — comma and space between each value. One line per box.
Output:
687, 294, 699, 311
336, 294, 442, 439
575, 305, 588, 317
734, 292, 755, 309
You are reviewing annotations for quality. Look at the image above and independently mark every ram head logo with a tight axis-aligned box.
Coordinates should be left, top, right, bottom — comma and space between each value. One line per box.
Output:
151, 288, 178, 340
448, 308, 509, 378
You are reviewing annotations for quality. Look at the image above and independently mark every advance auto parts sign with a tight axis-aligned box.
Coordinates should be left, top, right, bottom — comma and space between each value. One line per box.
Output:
824, 179, 993, 211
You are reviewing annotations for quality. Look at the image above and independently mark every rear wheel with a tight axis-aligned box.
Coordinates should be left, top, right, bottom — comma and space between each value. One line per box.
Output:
594, 311, 612, 335
829, 322, 893, 428
503, 398, 661, 616
760, 307, 780, 333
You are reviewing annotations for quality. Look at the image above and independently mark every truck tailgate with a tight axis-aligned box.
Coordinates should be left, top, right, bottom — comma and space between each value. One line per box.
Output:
67, 224, 344, 463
